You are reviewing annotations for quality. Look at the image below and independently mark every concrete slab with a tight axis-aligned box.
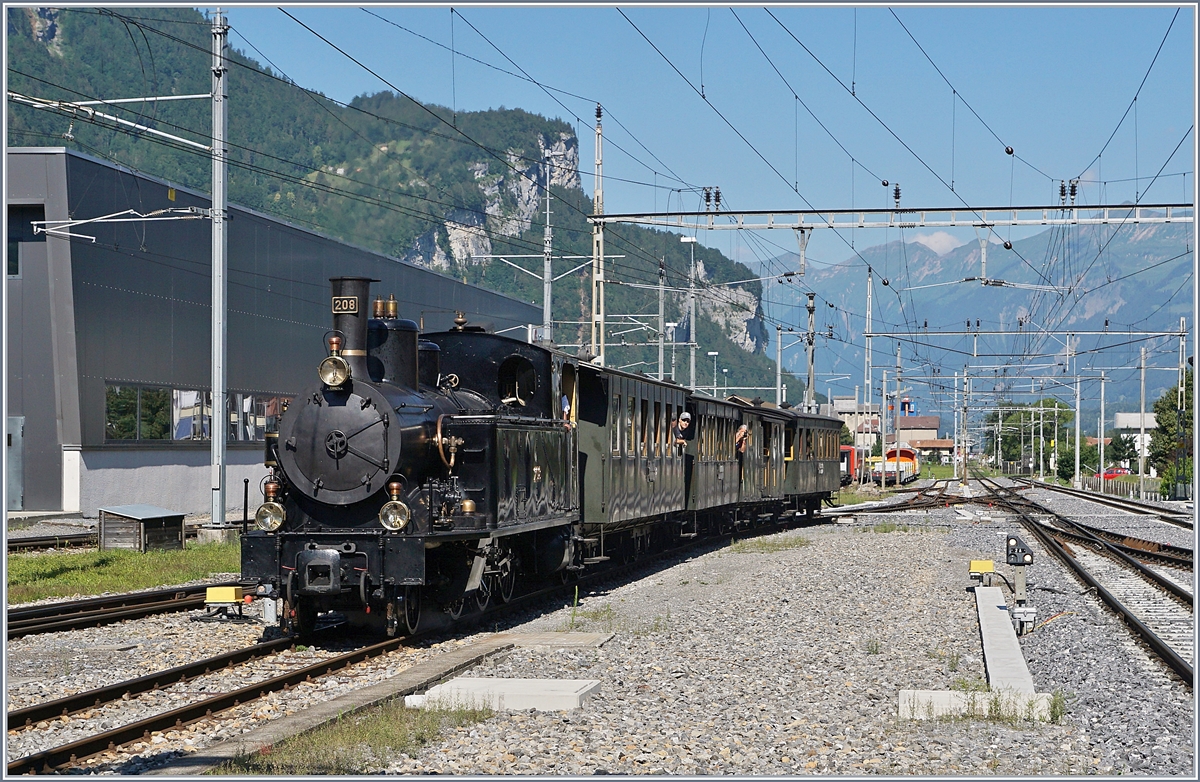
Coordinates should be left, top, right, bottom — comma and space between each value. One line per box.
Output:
195, 526, 240, 545
410, 677, 601, 712
974, 586, 1036, 694
900, 689, 1052, 721
491, 631, 612, 649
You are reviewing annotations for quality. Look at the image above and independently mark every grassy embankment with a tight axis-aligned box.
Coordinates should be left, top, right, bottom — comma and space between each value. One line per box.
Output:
6, 542, 240, 604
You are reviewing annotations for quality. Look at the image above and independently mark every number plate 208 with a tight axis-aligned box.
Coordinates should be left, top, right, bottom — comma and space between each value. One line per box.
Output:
332, 296, 358, 314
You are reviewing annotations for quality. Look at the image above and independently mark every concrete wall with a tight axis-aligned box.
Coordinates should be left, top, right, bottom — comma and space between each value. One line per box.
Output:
78, 446, 269, 518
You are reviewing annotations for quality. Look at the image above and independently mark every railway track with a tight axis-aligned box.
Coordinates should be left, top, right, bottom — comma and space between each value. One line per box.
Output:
6, 511, 808, 774
6, 532, 97, 552
1013, 478, 1194, 530
5, 582, 241, 640
975, 474, 1193, 687
828, 479, 955, 515
7, 524, 224, 552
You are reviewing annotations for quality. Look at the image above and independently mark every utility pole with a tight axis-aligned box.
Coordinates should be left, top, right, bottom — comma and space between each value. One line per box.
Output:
962, 370, 970, 486
657, 259, 665, 380
775, 324, 783, 405
864, 268, 873, 453
541, 157, 553, 344
589, 104, 605, 365
1176, 317, 1187, 499
953, 371, 959, 481
1039, 385, 1045, 481
210, 9, 229, 524
1080, 350, 1089, 489
681, 236, 698, 390
1139, 346, 1147, 499
805, 292, 816, 412
882, 370, 889, 480
1099, 372, 1106, 476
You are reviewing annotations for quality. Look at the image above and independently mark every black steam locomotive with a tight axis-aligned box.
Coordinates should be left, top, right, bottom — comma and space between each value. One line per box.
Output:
240, 277, 842, 636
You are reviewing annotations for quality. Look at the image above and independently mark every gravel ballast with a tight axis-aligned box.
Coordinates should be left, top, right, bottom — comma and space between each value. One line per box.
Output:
5, 492, 1194, 775
382, 510, 1193, 776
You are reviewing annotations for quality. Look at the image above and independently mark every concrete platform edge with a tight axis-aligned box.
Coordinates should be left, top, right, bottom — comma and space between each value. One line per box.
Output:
142, 638, 515, 776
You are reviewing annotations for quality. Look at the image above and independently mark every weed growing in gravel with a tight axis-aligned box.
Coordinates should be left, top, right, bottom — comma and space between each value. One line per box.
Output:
1048, 689, 1069, 724
6, 542, 240, 603
210, 702, 491, 775
864, 639, 881, 654
947, 651, 961, 672
561, 603, 618, 633
729, 535, 811, 554
951, 676, 989, 693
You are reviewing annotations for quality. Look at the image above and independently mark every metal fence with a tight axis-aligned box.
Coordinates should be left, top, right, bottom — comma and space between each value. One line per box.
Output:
1081, 475, 1165, 503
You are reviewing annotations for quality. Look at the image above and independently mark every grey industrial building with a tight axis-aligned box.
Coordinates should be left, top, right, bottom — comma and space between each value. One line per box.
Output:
6, 147, 539, 515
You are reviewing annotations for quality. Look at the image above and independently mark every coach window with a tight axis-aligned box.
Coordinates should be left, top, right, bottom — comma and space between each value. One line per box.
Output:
626, 396, 636, 455
609, 398, 619, 450
611, 394, 621, 455
653, 401, 662, 457
640, 398, 650, 457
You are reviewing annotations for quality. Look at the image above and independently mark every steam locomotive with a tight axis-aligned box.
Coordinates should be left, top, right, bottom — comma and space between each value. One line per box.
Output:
240, 277, 842, 636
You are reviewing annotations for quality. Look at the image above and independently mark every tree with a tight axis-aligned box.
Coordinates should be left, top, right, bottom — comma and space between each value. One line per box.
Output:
1150, 369, 1192, 497
840, 422, 854, 446
1056, 442, 1098, 482
1106, 432, 1135, 467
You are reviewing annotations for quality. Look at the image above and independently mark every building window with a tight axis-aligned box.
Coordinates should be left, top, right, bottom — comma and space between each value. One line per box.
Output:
7, 204, 46, 278
105, 386, 139, 440
105, 383, 290, 442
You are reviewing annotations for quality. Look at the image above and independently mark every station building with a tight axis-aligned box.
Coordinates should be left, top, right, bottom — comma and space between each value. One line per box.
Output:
6, 147, 539, 516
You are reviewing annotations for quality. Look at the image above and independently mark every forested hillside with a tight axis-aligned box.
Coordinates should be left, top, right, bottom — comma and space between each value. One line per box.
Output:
7, 6, 797, 396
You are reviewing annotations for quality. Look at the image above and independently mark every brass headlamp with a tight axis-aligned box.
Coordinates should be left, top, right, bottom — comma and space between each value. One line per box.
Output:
255, 480, 286, 532
379, 480, 411, 531
318, 334, 351, 387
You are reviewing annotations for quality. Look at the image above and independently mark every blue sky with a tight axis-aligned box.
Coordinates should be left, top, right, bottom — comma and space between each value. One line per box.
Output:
220, 3, 1196, 270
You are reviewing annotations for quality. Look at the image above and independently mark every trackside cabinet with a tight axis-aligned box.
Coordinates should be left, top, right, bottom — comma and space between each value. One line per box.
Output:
98, 504, 185, 552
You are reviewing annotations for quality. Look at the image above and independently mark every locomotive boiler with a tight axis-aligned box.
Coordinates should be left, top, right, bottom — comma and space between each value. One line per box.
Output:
240, 277, 576, 637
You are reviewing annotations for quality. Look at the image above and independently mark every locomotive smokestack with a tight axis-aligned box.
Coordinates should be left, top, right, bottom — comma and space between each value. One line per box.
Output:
329, 277, 377, 382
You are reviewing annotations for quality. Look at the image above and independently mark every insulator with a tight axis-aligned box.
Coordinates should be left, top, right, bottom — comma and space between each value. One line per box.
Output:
714, 188, 721, 210
1059, 181, 1067, 204
704, 188, 712, 210
596, 104, 602, 121
923, 320, 928, 329
893, 183, 901, 207
1069, 180, 1077, 198
976, 319, 980, 329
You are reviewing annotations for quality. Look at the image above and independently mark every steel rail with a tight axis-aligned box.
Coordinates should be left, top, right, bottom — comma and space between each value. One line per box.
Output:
993, 489, 1190, 592
1015, 478, 1194, 530
6, 634, 413, 775
6, 582, 241, 639
6, 533, 97, 551
977, 475, 1193, 686
8, 510, 817, 774
7, 636, 298, 730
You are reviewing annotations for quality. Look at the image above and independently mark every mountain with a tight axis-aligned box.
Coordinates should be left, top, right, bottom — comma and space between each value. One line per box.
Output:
7, 6, 794, 396
756, 219, 1192, 424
